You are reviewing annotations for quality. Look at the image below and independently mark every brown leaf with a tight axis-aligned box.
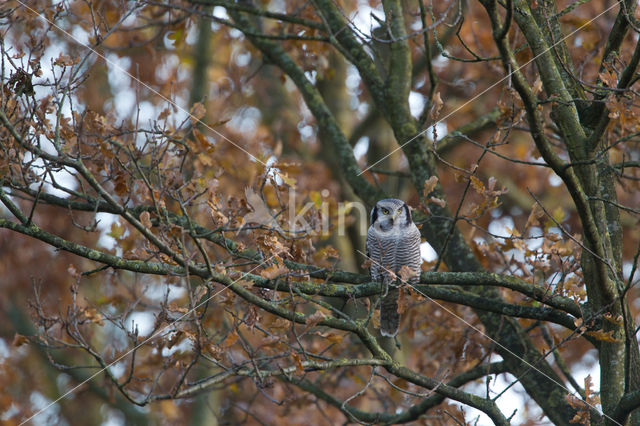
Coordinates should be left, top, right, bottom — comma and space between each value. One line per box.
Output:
292, 352, 305, 374
53, 54, 79, 67
398, 264, 417, 282
190, 102, 206, 122
204, 341, 223, 360
221, 331, 239, 349
167, 303, 189, 314
306, 311, 326, 327
245, 305, 261, 330
82, 308, 105, 326
139, 211, 152, 228
258, 235, 290, 258
158, 107, 171, 121
423, 176, 439, 197
585, 329, 618, 342
361, 258, 373, 270
319, 246, 339, 259
603, 313, 624, 325
598, 70, 617, 88
429, 92, 444, 121
114, 174, 129, 196
160, 400, 181, 421
397, 287, 409, 315
167, 331, 185, 349
193, 285, 208, 302
469, 175, 485, 193
320, 332, 344, 344
13, 333, 29, 347
261, 264, 287, 279
429, 197, 446, 208
192, 128, 214, 152
525, 203, 544, 229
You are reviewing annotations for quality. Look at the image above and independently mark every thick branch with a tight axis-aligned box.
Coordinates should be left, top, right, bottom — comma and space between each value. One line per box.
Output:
612, 389, 640, 425
0, 218, 187, 276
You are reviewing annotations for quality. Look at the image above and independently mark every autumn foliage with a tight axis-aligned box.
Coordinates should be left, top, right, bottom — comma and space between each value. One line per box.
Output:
1, 0, 640, 425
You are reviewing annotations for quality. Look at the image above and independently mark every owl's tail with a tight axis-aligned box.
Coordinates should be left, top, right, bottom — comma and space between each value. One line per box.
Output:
380, 286, 400, 337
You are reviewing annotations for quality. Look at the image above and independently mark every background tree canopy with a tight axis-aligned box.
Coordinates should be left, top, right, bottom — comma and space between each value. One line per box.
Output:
1, 0, 640, 424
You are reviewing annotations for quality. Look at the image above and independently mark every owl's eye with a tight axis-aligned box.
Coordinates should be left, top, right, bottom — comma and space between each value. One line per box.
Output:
381, 208, 390, 215
397, 208, 403, 213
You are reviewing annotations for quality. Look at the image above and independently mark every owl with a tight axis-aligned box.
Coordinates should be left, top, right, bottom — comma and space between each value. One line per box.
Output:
366, 199, 422, 337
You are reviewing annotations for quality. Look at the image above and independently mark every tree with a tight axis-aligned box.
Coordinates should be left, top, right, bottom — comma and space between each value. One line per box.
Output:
1, 0, 639, 424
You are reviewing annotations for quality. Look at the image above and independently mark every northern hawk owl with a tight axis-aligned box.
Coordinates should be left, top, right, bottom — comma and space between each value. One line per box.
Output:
366, 199, 422, 337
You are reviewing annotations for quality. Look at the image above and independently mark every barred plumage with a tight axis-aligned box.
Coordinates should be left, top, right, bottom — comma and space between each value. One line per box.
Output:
366, 199, 422, 337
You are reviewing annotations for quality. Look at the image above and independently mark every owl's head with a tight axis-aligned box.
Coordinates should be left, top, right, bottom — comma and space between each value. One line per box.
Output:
370, 199, 413, 231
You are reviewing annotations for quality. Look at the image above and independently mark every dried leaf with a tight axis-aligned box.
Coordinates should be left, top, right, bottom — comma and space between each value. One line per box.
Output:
532, 78, 543, 95
140, 211, 152, 228
158, 107, 171, 121
277, 171, 297, 188
398, 264, 417, 282
292, 352, 305, 374
160, 400, 181, 420
361, 258, 373, 270
429, 196, 446, 208
598, 70, 617, 88
192, 128, 214, 152
603, 313, 624, 325
470, 175, 485, 193
82, 308, 105, 326
53, 54, 78, 67
525, 203, 544, 229
114, 174, 129, 196
258, 235, 290, 258
221, 331, 239, 349
585, 329, 618, 342
429, 92, 444, 120
261, 264, 287, 279
397, 287, 409, 315
306, 311, 326, 327
204, 341, 223, 360
320, 332, 344, 344
193, 285, 208, 302
167, 331, 184, 349
319, 246, 339, 259
13, 333, 29, 347
423, 176, 439, 197
190, 102, 206, 122
167, 303, 189, 314
245, 305, 260, 330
